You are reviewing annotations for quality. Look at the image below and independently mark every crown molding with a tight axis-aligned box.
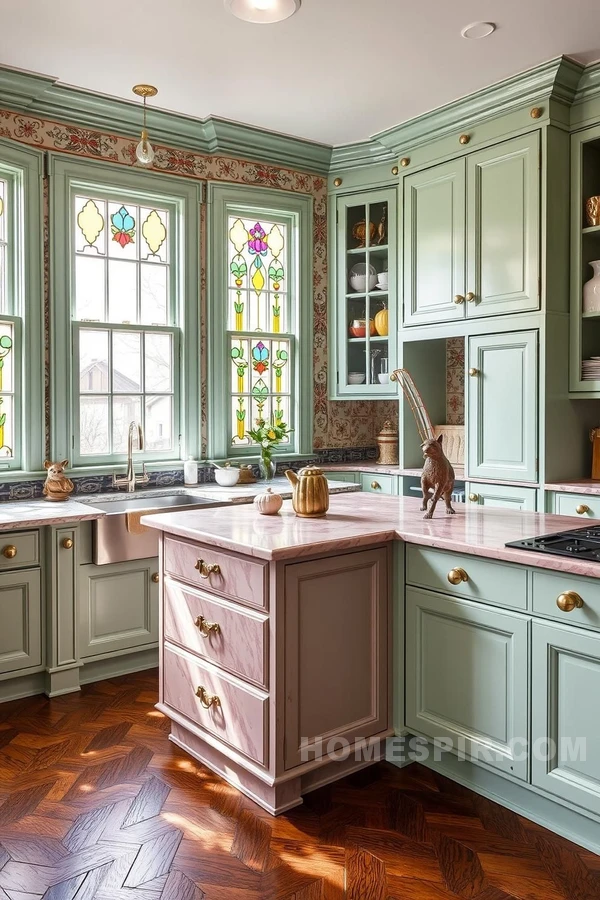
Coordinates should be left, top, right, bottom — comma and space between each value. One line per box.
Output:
0, 65, 333, 175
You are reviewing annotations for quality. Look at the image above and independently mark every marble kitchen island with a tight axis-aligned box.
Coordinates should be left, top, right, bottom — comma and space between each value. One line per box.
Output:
144, 494, 600, 852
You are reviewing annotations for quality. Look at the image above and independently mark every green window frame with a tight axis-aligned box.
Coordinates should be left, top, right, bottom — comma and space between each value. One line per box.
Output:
0, 139, 44, 475
49, 157, 201, 470
207, 183, 313, 460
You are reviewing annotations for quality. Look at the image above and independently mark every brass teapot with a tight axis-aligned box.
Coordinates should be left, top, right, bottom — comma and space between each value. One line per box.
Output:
285, 466, 329, 518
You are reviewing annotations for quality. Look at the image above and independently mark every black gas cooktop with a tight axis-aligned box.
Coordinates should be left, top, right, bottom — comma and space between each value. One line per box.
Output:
506, 525, 600, 561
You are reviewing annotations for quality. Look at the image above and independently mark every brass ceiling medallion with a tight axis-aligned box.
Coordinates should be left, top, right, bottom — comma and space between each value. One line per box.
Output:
530, 106, 543, 119
459, 134, 470, 145
132, 84, 158, 99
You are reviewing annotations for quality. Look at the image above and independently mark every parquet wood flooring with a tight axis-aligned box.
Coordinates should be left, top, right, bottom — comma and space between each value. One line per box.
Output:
0, 670, 596, 899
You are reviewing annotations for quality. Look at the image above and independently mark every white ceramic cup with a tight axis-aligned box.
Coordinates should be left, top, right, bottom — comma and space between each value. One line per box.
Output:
377, 272, 389, 289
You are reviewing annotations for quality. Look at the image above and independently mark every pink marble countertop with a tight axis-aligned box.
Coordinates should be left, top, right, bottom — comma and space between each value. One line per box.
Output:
320, 463, 538, 487
0, 498, 106, 530
545, 480, 600, 495
143, 493, 600, 576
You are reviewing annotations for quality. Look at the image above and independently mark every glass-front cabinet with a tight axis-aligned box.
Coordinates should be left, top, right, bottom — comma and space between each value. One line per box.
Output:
330, 187, 397, 399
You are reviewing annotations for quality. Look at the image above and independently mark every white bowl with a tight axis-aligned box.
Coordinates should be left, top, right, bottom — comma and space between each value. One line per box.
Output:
214, 467, 240, 486
348, 373, 366, 385
350, 273, 378, 293
378, 373, 390, 384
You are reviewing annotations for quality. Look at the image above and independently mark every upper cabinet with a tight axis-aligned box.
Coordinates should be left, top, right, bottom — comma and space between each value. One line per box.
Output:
403, 133, 540, 326
329, 187, 398, 399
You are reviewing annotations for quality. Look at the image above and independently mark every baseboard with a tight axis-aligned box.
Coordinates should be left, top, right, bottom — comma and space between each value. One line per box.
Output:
0, 671, 46, 702
387, 741, 600, 856
79, 649, 159, 684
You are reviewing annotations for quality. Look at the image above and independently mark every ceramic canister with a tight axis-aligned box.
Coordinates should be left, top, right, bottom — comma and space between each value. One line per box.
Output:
376, 420, 399, 466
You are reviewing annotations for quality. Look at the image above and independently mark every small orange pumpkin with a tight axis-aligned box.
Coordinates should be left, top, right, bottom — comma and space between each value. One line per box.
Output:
374, 307, 388, 336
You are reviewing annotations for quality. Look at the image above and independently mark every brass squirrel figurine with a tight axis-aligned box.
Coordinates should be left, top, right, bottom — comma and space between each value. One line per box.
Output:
43, 459, 74, 502
421, 435, 455, 519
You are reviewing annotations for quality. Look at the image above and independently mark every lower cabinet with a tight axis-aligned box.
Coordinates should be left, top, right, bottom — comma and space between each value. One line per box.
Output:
405, 586, 530, 780
532, 621, 600, 816
0, 569, 42, 674
466, 481, 537, 511
551, 491, 600, 520
325, 472, 359, 484
360, 473, 398, 495
79, 558, 159, 658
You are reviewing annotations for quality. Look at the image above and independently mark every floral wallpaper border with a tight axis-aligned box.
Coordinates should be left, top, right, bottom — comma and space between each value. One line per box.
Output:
0, 107, 397, 455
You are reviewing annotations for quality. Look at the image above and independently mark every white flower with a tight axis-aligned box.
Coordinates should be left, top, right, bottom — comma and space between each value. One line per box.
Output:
262, 439, 270, 448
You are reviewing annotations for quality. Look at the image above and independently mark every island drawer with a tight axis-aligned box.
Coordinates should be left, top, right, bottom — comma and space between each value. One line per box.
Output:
0, 531, 39, 570
163, 536, 268, 610
360, 473, 397, 495
532, 571, 600, 631
163, 643, 268, 767
406, 546, 528, 610
164, 580, 268, 688
553, 492, 600, 520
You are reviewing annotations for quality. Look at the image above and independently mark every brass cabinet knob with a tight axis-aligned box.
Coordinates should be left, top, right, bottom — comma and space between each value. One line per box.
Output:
556, 591, 584, 612
391, 165, 399, 176
469, 493, 479, 502
151, 572, 160, 583
454, 294, 465, 304
466, 292, 476, 303
530, 107, 543, 119
576, 505, 590, 515
448, 567, 468, 585
333, 177, 343, 187
195, 559, 221, 579
2, 545, 17, 559
400, 157, 410, 167
61, 538, 74, 550
469, 368, 480, 377
459, 134, 470, 145
371, 481, 381, 490
195, 615, 221, 638
195, 685, 220, 709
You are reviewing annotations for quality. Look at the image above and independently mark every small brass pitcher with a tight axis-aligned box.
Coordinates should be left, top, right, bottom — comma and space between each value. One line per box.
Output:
285, 466, 329, 518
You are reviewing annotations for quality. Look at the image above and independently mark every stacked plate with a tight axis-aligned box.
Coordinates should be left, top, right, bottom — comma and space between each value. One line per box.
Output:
582, 357, 600, 380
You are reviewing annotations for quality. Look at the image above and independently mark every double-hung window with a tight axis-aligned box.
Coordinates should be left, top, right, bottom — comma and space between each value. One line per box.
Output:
50, 159, 200, 467
207, 185, 313, 460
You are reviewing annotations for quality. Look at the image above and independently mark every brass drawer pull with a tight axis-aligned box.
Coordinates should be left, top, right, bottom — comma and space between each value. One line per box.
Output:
469, 367, 480, 377
62, 538, 74, 550
576, 504, 590, 515
195, 559, 221, 579
469, 493, 479, 502
466, 292, 476, 303
2, 545, 17, 559
557, 591, 584, 613
454, 294, 465, 305
151, 572, 160, 583
195, 615, 221, 638
371, 481, 381, 490
448, 567, 468, 585
195, 685, 221, 709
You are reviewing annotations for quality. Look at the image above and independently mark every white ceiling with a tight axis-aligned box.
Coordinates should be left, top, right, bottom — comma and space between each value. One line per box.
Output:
1, 0, 600, 146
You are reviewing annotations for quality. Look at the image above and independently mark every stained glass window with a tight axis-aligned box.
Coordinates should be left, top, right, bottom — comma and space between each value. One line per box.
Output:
0, 321, 14, 460
227, 215, 291, 448
0, 179, 6, 315
72, 191, 178, 460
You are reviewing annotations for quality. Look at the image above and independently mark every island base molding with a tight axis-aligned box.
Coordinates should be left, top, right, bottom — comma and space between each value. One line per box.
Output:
170, 721, 390, 815
389, 741, 600, 856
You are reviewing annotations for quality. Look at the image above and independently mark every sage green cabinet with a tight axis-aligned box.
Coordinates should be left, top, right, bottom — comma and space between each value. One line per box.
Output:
325, 472, 359, 484
467, 330, 538, 483
406, 586, 530, 780
403, 158, 466, 326
532, 621, 600, 816
360, 473, 398, 495
552, 491, 600, 520
0, 569, 42, 675
79, 558, 159, 658
330, 186, 397, 399
466, 482, 537, 511
403, 133, 540, 326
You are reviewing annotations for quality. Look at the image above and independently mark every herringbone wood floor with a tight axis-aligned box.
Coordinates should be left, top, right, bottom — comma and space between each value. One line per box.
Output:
0, 670, 597, 899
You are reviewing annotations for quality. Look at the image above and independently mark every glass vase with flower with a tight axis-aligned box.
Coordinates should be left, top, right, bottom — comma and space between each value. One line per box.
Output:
247, 419, 292, 481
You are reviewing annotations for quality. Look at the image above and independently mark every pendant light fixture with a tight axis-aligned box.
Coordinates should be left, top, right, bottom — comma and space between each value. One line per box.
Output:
132, 84, 158, 167
224, 0, 301, 24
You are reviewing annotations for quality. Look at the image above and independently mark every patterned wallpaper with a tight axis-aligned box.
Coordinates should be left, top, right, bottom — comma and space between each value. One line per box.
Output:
446, 337, 465, 425
0, 107, 397, 455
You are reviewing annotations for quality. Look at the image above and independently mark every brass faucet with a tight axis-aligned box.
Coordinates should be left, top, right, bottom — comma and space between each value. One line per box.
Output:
112, 421, 150, 493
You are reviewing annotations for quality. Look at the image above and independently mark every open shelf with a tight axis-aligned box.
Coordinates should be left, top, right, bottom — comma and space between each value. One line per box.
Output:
346, 244, 388, 255
583, 225, 600, 234
346, 291, 388, 299
582, 311, 600, 318
348, 336, 389, 343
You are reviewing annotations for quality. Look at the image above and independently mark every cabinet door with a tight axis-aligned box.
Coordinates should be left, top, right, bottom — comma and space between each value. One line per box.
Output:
79, 558, 159, 658
0, 569, 42, 674
466, 134, 540, 317
466, 482, 537, 511
403, 158, 466, 325
406, 587, 530, 780
532, 621, 600, 815
467, 330, 538, 482
284, 547, 389, 769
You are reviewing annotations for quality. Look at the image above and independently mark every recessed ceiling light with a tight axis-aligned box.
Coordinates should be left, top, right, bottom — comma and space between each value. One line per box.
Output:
224, 0, 301, 24
461, 21, 496, 40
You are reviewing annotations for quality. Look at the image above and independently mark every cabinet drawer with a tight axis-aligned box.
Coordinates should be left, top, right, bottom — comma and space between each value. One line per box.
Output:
163, 644, 268, 767
360, 473, 397, 495
532, 570, 600, 631
0, 531, 39, 570
164, 536, 268, 610
553, 492, 600, 520
467, 482, 537, 511
406, 545, 528, 610
164, 580, 268, 688
326, 472, 358, 484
